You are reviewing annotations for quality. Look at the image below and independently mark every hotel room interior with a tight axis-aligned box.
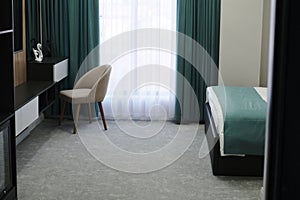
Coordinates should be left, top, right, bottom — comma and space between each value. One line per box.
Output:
0, 0, 299, 199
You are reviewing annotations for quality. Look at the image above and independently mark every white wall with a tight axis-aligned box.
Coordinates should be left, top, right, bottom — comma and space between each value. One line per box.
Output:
218, 0, 264, 87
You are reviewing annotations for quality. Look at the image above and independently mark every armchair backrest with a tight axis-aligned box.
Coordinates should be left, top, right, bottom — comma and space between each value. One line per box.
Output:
74, 65, 112, 102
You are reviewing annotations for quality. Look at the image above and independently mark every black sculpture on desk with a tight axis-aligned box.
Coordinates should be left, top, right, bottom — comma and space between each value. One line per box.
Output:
44, 39, 52, 57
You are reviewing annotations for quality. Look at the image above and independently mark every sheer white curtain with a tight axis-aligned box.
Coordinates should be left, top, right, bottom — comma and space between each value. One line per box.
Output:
99, 0, 177, 120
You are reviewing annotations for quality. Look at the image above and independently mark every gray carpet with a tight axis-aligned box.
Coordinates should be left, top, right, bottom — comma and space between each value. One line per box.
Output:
17, 119, 262, 200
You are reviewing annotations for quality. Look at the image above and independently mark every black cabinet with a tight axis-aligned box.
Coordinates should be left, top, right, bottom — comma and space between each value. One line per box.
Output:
0, 120, 16, 200
0, 0, 17, 199
13, 0, 23, 52
0, 33, 15, 114
0, 0, 12, 32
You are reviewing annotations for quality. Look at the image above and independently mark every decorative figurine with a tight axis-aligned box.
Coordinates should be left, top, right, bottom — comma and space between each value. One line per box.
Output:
32, 43, 43, 62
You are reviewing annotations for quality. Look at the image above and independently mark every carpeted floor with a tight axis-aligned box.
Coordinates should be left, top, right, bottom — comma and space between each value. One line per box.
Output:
16, 119, 263, 200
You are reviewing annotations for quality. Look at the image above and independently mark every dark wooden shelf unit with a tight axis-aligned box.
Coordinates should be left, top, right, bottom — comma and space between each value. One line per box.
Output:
0, 0, 17, 199
38, 84, 56, 113
0, 113, 14, 126
14, 81, 56, 113
27, 57, 68, 82
0, 0, 12, 31
0, 33, 14, 114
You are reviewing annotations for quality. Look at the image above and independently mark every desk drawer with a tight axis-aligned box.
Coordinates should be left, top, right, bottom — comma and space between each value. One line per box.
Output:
27, 57, 68, 82
53, 59, 68, 82
15, 97, 39, 136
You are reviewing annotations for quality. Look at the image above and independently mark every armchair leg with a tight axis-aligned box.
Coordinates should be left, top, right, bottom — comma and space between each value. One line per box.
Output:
88, 103, 92, 123
59, 100, 66, 126
73, 104, 81, 134
98, 102, 107, 130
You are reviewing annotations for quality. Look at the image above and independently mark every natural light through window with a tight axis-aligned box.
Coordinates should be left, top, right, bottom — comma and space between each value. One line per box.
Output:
99, 0, 177, 120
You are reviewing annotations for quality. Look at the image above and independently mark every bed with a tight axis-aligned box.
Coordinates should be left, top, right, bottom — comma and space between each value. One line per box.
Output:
204, 86, 267, 176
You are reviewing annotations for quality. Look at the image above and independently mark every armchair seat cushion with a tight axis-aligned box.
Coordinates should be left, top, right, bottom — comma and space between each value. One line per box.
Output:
60, 88, 92, 104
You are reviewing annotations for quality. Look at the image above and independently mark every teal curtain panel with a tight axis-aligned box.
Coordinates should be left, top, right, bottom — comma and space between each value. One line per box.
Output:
175, 0, 220, 123
26, 0, 100, 116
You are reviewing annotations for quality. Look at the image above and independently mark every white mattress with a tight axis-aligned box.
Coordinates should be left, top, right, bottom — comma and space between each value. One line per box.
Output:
206, 87, 268, 156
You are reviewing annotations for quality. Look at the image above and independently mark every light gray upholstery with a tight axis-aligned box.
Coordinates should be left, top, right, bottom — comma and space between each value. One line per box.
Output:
60, 65, 112, 104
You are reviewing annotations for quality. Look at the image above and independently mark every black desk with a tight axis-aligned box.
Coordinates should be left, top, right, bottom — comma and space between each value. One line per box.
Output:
17, 57, 68, 112
14, 57, 68, 138
27, 57, 67, 64
15, 81, 56, 112
27, 57, 68, 82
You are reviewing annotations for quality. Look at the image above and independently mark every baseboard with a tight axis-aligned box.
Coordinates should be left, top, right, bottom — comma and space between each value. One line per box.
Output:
16, 113, 44, 145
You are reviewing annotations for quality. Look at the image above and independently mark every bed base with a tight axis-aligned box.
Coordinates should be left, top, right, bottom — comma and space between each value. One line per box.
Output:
204, 103, 264, 177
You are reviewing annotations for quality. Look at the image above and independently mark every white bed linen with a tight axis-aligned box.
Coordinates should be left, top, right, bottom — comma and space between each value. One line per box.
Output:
206, 87, 268, 156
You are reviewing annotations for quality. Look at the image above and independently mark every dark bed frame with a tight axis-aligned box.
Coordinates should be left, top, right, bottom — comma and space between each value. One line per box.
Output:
204, 103, 264, 177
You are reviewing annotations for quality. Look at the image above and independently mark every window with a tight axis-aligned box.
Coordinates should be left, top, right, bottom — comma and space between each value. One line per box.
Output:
99, 0, 177, 120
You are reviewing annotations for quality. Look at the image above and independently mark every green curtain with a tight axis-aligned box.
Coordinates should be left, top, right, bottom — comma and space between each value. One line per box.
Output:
26, 0, 99, 116
26, 0, 42, 58
175, 0, 220, 123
